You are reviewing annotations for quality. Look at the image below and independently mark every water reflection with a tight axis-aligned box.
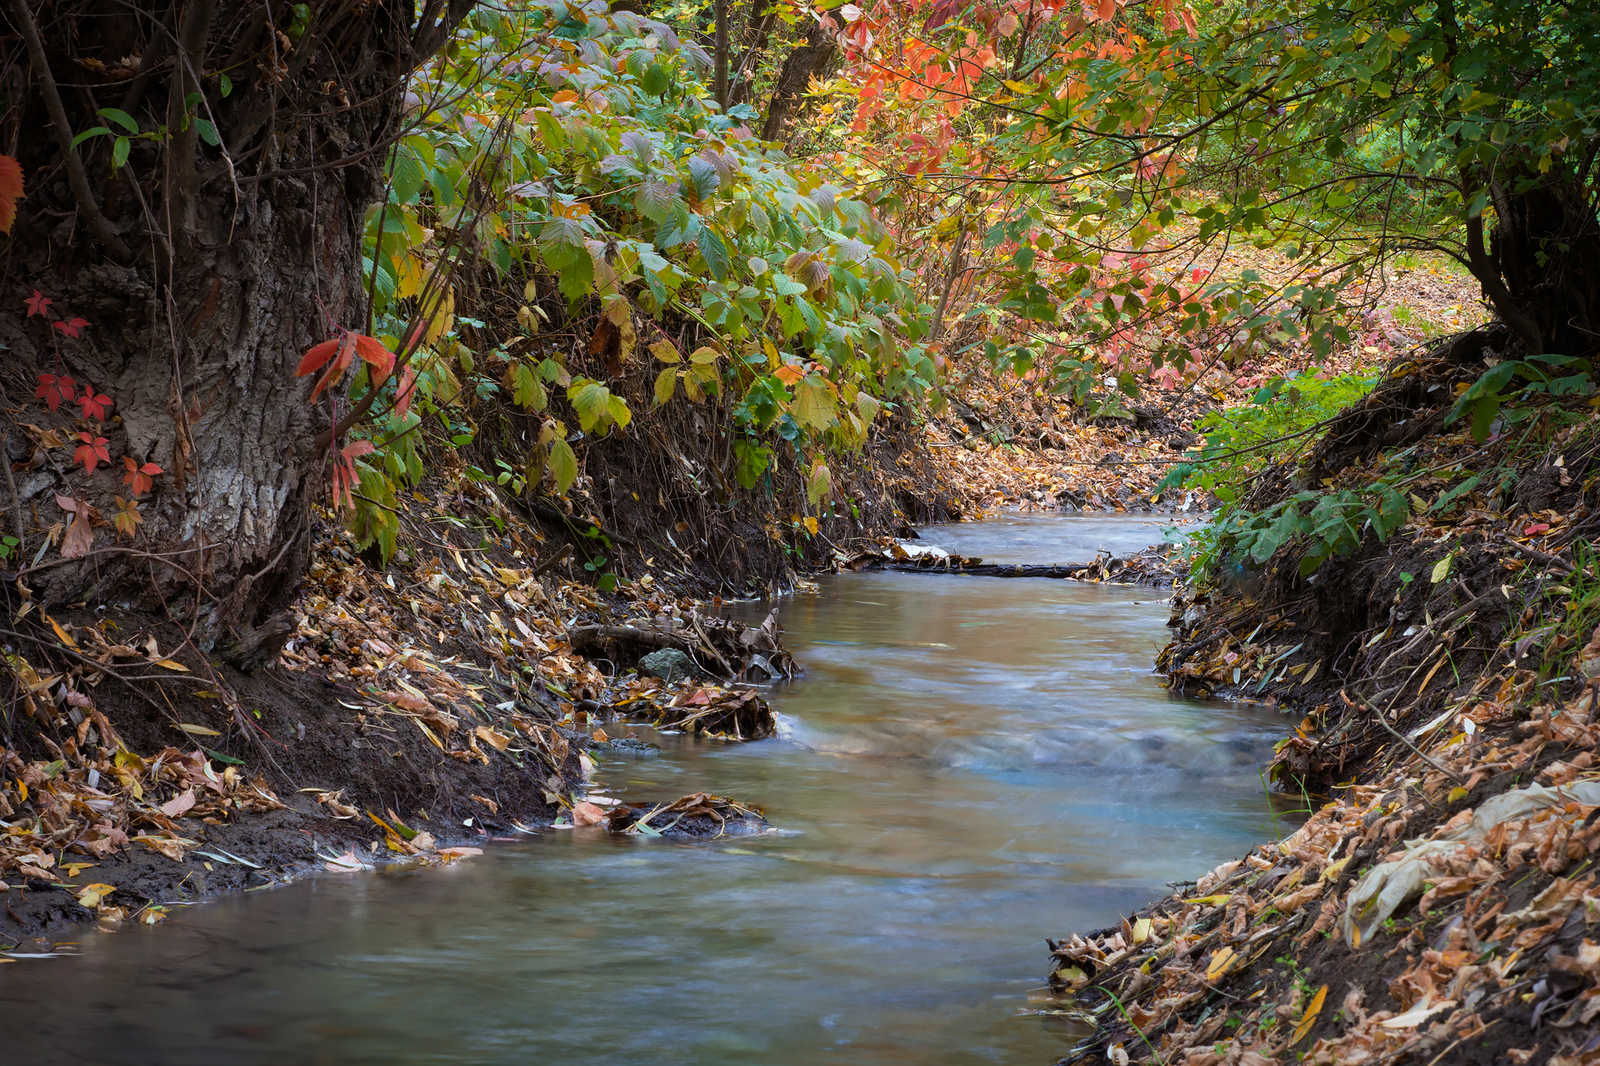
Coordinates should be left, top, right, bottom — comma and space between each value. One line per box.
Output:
1, 520, 1283, 1066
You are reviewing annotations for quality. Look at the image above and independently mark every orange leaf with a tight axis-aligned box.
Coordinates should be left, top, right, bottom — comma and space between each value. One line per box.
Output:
352, 333, 396, 383
296, 338, 340, 378
1097, 0, 1117, 20
0, 154, 22, 234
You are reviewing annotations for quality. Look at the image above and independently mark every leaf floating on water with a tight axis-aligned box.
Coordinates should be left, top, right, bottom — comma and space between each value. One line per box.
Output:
572, 801, 607, 826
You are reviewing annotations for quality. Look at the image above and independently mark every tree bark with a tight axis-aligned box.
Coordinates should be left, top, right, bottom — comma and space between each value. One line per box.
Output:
0, 1, 474, 631
761, 23, 836, 144
1487, 177, 1600, 361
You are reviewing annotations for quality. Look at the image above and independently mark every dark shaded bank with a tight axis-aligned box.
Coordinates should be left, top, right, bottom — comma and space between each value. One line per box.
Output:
1, 460, 820, 945
1047, 333, 1600, 1065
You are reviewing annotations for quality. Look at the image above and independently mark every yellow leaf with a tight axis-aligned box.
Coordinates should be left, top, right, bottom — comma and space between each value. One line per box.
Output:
1132, 917, 1153, 945
1204, 946, 1237, 982
1321, 856, 1350, 881
47, 615, 77, 648
473, 725, 512, 751
649, 340, 680, 364
76, 883, 116, 909
802, 516, 819, 536
1447, 785, 1469, 803
1184, 894, 1231, 906
153, 658, 190, 672
1291, 984, 1328, 1044
177, 723, 221, 736
1430, 554, 1452, 584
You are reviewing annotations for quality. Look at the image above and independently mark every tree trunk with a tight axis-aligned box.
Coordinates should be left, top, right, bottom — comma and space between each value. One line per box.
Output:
1488, 177, 1600, 361
761, 24, 836, 144
0, 1, 473, 633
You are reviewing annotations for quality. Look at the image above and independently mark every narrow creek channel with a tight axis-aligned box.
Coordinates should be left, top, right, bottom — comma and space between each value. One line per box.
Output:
2, 515, 1292, 1065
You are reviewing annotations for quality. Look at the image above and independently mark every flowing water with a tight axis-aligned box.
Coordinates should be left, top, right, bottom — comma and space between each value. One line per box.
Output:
1, 515, 1285, 1066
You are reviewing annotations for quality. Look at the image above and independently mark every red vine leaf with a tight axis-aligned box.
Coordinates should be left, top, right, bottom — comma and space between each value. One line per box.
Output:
78, 391, 113, 422
330, 439, 375, 511
296, 331, 396, 400
53, 317, 89, 339
36, 373, 76, 411
122, 456, 163, 496
74, 432, 110, 474
394, 365, 418, 419
0, 154, 22, 234
24, 289, 51, 318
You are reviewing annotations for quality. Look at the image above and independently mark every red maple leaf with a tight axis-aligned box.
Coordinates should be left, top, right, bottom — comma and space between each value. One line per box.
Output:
123, 455, 163, 496
0, 154, 22, 235
25, 290, 52, 317
53, 317, 89, 339
74, 432, 110, 474
35, 373, 76, 411
78, 391, 112, 421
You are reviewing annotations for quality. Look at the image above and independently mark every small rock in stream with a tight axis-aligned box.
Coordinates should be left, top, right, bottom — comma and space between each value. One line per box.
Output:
637, 647, 696, 682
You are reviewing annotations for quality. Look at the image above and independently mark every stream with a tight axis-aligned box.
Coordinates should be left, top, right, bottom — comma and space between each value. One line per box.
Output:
0, 515, 1289, 1065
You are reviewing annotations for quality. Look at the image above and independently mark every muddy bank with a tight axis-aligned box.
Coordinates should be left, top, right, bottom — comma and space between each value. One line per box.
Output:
0, 479, 798, 946
1046, 337, 1600, 1065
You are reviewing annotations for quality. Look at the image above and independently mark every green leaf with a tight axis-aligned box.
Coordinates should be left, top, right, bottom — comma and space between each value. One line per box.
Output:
96, 107, 139, 134
636, 179, 681, 224
699, 227, 730, 281
789, 376, 835, 432
1430, 554, 1452, 584
654, 366, 678, 405
568, 379, 613, 433
548, 437, 578, 494
193, 119, 220, 147
1469, 395, 1498, 442
513, 362, 547, 410
111, 136, 130, 169
806, 461, 832, 505
70, 126, 113, 149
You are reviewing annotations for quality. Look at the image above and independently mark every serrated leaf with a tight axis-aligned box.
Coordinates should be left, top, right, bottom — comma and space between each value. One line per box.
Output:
650, 340, 680, 363
806, 461, 832, 505
699, 227, 730, 280
607, 395, 632, 430
789, 376, 835, 432
635, 179, 681, 224
513, 362, 547, 410
568, 379, 613, 433
548, 437, 578, 494
654, 366, 678, 405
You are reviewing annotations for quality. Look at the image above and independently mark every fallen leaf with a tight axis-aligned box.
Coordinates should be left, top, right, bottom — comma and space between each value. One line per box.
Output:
152, 659, 190, 672
1205, 946, 1238, 982
1291, 984, 1328, 1044
177, 723, 221, 736
572, 800, 606, 826
75, 883, 116, 910
1379, 996, 1456, 1029
159, 788, 196, 818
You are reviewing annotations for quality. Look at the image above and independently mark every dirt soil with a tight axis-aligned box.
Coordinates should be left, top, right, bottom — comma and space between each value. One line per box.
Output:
1043, 330, 1600, 1066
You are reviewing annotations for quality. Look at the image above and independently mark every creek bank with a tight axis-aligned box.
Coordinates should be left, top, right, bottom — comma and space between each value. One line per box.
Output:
1046, 336, 1600, 1065
0, 479, 800, 946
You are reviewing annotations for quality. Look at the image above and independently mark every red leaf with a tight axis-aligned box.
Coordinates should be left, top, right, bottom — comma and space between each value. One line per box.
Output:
24, 289, 51, 318
352, 334, 396, 383
0, 154, 22, 235
1523, 523, 1550, 536
74, 432, 110, 474
299, 333, 359, 400
394, 365, 418, 419
52, 317, 88, 339
123, 456, 162, 496
78, 391, 112, 421
296, 338, 341, 378
35, 373, 75, 411
341, 440, 375, 461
